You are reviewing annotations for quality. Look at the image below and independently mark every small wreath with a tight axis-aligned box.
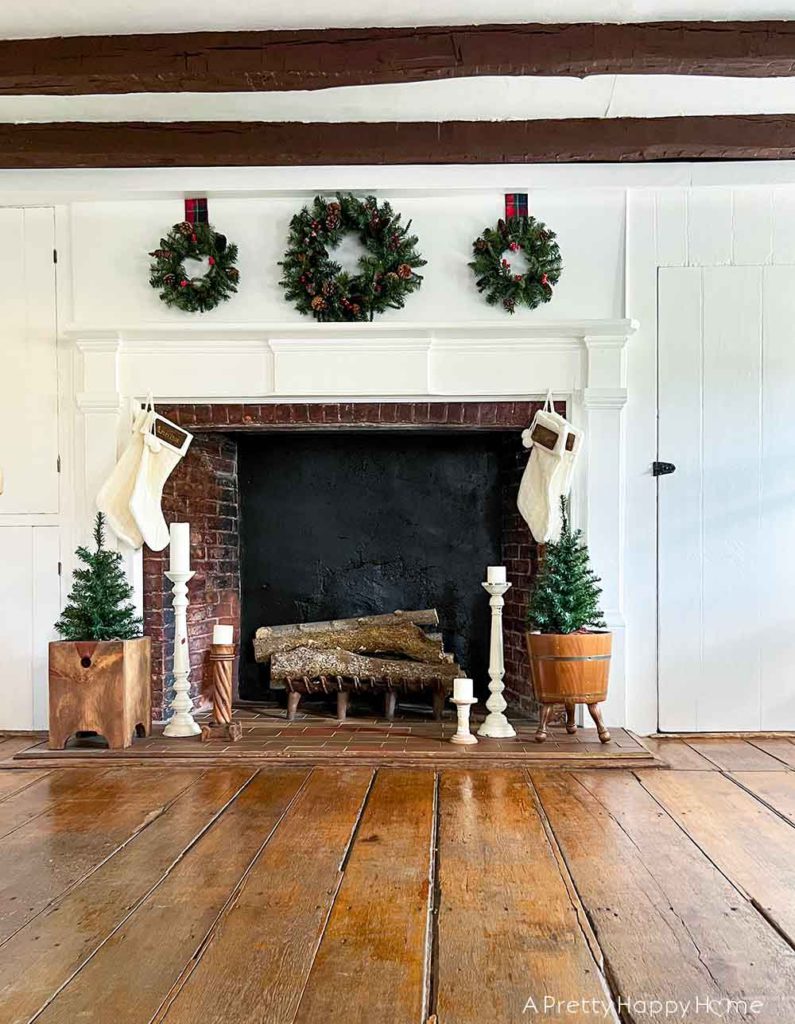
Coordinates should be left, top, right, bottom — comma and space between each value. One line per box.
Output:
469, 216, 562, 314
279, 193, 426, 322
149, 221, 240, 313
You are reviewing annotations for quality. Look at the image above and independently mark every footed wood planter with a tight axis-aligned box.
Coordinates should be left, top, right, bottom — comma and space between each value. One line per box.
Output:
526, 630, 611, 744
48, 638, 151, 750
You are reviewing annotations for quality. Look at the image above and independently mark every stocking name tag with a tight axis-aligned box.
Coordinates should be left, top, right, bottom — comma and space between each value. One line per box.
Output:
154, 415, 193, 455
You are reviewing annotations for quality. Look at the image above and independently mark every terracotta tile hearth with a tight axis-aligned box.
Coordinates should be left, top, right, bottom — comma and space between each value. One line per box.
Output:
144, 401, 557, 720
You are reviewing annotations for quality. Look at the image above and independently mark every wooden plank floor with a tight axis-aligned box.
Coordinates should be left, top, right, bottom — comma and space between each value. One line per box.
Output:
1, 736, 795, 1023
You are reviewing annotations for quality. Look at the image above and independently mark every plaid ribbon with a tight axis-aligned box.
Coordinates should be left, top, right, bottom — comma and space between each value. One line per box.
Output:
504, 193, 528, 219
184, 197, 208, 224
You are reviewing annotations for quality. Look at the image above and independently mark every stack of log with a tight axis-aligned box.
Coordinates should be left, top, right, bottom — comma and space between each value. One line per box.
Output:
253, 609, 460, 722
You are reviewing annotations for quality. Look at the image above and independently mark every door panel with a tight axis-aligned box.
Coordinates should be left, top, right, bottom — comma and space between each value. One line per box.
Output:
0, 207, 58, 514
658, 265, 795, 731
0, 526, 60, 731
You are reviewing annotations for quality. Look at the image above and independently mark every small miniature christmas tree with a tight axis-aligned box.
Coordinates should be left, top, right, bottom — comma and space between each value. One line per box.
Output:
55, 512, 142, 642
526, 497, 606, 635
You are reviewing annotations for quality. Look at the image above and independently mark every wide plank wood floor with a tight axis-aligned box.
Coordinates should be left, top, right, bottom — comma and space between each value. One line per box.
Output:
1, 736, 794, 1023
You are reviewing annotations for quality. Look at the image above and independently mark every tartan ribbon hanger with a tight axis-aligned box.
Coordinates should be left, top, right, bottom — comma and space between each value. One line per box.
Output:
184, 196, 209, 223
504, 192, 528, 221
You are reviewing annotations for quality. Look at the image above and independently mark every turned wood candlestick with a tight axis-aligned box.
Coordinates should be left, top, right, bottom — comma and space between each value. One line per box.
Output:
201, 643, 242, 742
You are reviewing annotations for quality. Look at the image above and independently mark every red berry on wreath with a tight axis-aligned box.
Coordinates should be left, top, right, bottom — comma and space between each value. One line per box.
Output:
509, 242, 520, 252
514, 274, 523, 283
541, 273, 549, 286
208, 256, 216, 266
501, 259, 510, 269
191, 234, 197, 243
180, 279, 188, 288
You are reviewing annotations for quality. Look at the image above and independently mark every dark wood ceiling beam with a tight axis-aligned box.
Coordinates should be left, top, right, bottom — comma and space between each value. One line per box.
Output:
3, 22, 795, 95
1, 116, 794, 167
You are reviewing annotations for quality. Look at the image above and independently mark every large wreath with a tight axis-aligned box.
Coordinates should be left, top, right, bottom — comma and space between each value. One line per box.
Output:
469, 216, 562, 314
149, 221, 240, 313
279, 193, 426, 322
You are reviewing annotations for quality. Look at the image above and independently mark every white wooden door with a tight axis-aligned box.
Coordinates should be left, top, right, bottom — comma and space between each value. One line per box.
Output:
658, 265, 795, 731
0, 526, 60, 729
0, 208, 59, 515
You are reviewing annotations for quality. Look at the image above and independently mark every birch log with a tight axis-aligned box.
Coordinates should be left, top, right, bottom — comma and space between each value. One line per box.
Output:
254, 612, 445, 665
271, 646, 460, 687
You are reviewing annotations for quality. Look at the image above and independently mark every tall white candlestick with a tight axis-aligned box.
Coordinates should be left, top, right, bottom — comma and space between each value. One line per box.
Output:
163, 569, 200, 738
169, 523, 191, 574
478, 578, 517, 739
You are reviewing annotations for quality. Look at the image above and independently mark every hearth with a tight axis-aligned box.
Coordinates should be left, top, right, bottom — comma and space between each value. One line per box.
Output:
142, 401, 547, 720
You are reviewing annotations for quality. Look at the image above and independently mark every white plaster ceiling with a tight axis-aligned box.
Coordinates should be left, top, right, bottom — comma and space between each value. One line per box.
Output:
0, 0, 793, 38
4, 76, 795, 124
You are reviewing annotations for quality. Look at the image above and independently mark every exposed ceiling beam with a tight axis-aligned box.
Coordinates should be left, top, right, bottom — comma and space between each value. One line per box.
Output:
3, 22, 795, 96
1, 116, 794, 167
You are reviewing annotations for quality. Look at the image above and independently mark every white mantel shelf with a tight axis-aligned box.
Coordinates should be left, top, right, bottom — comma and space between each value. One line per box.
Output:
65, 318, 636, 343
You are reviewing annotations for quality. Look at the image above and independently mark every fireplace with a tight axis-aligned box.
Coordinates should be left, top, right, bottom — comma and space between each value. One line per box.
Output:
142, 401, 548, 719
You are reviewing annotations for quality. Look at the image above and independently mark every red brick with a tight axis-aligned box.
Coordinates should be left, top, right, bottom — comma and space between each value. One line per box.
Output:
462, 402, 480, 425
379, 403, 399, 424
478, 403, 498, 425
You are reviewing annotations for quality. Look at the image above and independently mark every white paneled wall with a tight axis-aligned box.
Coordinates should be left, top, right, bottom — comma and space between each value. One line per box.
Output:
64, 190, 626, 328
5, 168, 795, 732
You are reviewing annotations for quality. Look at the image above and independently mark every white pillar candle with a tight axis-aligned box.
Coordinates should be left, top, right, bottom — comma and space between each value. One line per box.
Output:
169, 523, 191, 574
487, 565, 507, 584
453, 678, 474, 701
212, 624, 234, 646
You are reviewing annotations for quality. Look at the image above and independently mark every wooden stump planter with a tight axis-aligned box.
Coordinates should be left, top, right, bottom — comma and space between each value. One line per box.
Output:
48, 637, 151, 750
526, 630, 611, 744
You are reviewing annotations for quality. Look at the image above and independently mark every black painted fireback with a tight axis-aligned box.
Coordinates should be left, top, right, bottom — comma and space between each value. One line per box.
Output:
237, 430, 508, 703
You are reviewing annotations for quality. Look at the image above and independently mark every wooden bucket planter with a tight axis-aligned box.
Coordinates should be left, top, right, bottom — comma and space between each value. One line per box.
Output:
526, 630, 612, 743
48, 637, 152, 750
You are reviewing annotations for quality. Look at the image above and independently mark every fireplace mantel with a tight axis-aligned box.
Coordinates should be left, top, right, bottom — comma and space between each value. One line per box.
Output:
68, 316, 636, 725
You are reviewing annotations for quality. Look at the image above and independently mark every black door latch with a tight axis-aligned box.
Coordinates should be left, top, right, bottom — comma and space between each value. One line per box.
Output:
652, 461, 676, 477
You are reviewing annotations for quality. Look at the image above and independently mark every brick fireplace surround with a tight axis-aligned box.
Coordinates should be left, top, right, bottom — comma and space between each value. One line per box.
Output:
144, 400, 550, 720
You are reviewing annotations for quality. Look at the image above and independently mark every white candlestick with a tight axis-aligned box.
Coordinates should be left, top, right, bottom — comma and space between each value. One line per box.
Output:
450, 695, 478, 745
487, 565, 507, 584
169, 523, 191, 574
212, 624, 234, 646
163, 569, 201, 738
453, 677, 473, 701
478, 579, 517, 739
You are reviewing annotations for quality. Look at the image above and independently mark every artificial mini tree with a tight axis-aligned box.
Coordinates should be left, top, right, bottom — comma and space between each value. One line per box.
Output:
526, 498, 605, 635
525, 497, 611, 744
49, 512, 150, 750
55, 512, 142, 641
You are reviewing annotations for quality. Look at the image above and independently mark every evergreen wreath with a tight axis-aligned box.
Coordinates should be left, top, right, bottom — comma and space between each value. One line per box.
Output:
469, 215, 562, 314
148, 221, 240, 313
279, 193, 426, 322
55, 513, 143, 642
